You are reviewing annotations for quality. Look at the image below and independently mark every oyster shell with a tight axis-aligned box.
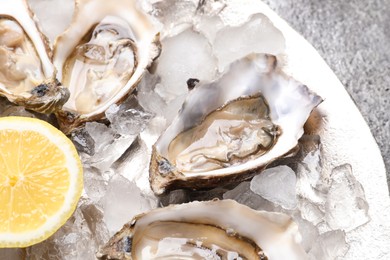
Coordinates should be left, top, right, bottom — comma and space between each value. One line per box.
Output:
0, 0, 69, 113
53, 0, 161, 134
150, 54, 322, 195
97, 199, 307, 260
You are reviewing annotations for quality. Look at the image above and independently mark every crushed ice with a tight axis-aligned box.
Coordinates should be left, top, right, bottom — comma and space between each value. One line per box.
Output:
224, 134, 369, 258
0, 0, 371, 258
250, 165, 298, 210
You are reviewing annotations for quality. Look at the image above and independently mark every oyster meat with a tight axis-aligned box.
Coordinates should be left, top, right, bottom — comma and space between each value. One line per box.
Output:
150, 54, 322, 194
0, 0, 69, 113
53, 0, 160, 133
97, 199, 307, 260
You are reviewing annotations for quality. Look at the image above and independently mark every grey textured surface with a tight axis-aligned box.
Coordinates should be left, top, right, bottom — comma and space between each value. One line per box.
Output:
264, 0, 390, 188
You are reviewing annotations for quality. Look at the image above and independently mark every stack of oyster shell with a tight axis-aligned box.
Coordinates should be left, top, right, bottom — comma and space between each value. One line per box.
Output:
0, 0, 370, 259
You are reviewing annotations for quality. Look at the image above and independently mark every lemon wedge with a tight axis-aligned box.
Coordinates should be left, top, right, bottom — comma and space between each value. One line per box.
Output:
0, 116, 83, 247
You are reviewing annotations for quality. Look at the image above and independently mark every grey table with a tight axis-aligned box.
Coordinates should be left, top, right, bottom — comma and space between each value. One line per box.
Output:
265, 0, 390, 188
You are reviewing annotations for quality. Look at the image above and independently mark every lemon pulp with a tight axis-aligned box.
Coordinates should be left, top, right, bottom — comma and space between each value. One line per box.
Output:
0, 117, 83, 247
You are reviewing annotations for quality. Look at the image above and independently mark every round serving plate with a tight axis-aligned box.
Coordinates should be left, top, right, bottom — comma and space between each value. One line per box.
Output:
1, 0, 389, 259
240, 1, 390, 258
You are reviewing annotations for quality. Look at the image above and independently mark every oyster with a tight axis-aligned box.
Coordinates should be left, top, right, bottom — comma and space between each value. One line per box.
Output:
97, 199, 307, 260
0, 0, 69, 113
150, 54, 322, 195
53, 0, 160, 134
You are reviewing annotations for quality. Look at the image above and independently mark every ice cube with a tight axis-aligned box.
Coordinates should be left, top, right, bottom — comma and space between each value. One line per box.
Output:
308, 230, 349, 260
325, 164, 370, 231
85, 122, 115, 153
161, 95, 189, 124
93, 135, 135, 171
151, 0, 198, 35
70, 127, 95, 156
296, 160, 328, 206
145, 28, 218, 123
213, 13, 285, 71
112, 137, 152, 194
84, 122, 136, 171
137, 72, 168, 117
294, 135, 328, 221
155, 28, 217, 102
138, 76, 183, 124
140, 116, 168, 149
105, 95, 154, 136
83, 166, 110, 203
99, 174, 156, 235
292, 212, 319, 252
195, 15, 225, 43
80, 96, 153, 171
27, 200, 109, 260
250, 165, 298, 210
196, 0, 227, 16
80, 203, 110, 245
223, 182, 283, 212
298, 199, 324, 226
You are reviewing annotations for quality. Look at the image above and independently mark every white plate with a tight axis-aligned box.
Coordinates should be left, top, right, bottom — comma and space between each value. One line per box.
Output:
227, 1, 390, 258
1, 0, 389, 259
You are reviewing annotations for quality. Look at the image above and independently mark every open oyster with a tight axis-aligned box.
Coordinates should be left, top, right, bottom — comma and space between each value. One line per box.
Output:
97, 199, 307, 260
0, 0, 69, 113
53, 0, 160, 134
150, 54, 322, 195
